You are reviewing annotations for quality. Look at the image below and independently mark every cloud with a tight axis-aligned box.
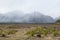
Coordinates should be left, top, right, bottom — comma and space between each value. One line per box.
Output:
0, 0, 60, 18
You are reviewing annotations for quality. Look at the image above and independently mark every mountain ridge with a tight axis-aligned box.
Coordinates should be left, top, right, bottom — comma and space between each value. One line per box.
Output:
0, 11, 55, 23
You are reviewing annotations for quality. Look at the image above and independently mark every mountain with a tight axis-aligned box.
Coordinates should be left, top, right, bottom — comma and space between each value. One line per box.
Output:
0, 11, 25, 23
22, 12, 55, 23
0, 11, 55, 23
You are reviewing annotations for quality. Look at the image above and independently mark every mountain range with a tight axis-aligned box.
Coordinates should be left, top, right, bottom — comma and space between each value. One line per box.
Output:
0, 11, 55, 23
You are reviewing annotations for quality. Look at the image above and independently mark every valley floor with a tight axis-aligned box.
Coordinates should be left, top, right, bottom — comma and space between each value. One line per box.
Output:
0, 23, 60, 40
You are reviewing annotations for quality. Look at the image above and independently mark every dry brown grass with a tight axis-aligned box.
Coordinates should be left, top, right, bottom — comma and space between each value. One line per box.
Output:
0, 24, 59, 40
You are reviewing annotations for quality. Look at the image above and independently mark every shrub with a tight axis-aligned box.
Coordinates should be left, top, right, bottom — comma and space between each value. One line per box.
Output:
26, 30, 36, 36
26, 27, 48, 36
6, 29, 17, 35
26, 27, 60, 37
52, 30, 60, 36
41, 29, 48, 36
0, 29, 3, 35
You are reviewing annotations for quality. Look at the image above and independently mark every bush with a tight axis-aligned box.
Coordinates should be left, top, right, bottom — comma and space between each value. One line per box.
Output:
26, 30, 36, 36
41, 29, 48, 36
0, 29, 3, 35
0, 29, 17, 35
7, 29, 17, 35
26, 27, 60, 37
52, 30, 60, 36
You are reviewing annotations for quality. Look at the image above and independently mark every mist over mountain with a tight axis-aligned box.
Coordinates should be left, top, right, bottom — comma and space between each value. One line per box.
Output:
21, 12, 55, 23
0, 11, 55, 23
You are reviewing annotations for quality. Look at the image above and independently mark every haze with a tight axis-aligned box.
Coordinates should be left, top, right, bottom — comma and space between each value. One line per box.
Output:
0, 0, 60, 18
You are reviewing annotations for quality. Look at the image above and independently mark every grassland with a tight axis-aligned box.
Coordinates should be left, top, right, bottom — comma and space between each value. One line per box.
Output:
0, 23, 60, 40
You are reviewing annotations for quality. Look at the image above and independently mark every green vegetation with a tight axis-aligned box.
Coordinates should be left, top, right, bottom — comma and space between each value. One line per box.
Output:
26, 27, 60, 37
0, 28, 17, 37
6, 29, 17, 35
26, 30, 36, 36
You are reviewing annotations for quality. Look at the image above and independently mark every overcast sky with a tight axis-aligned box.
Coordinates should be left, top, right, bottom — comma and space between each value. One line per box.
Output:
0, 0, 60, 18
